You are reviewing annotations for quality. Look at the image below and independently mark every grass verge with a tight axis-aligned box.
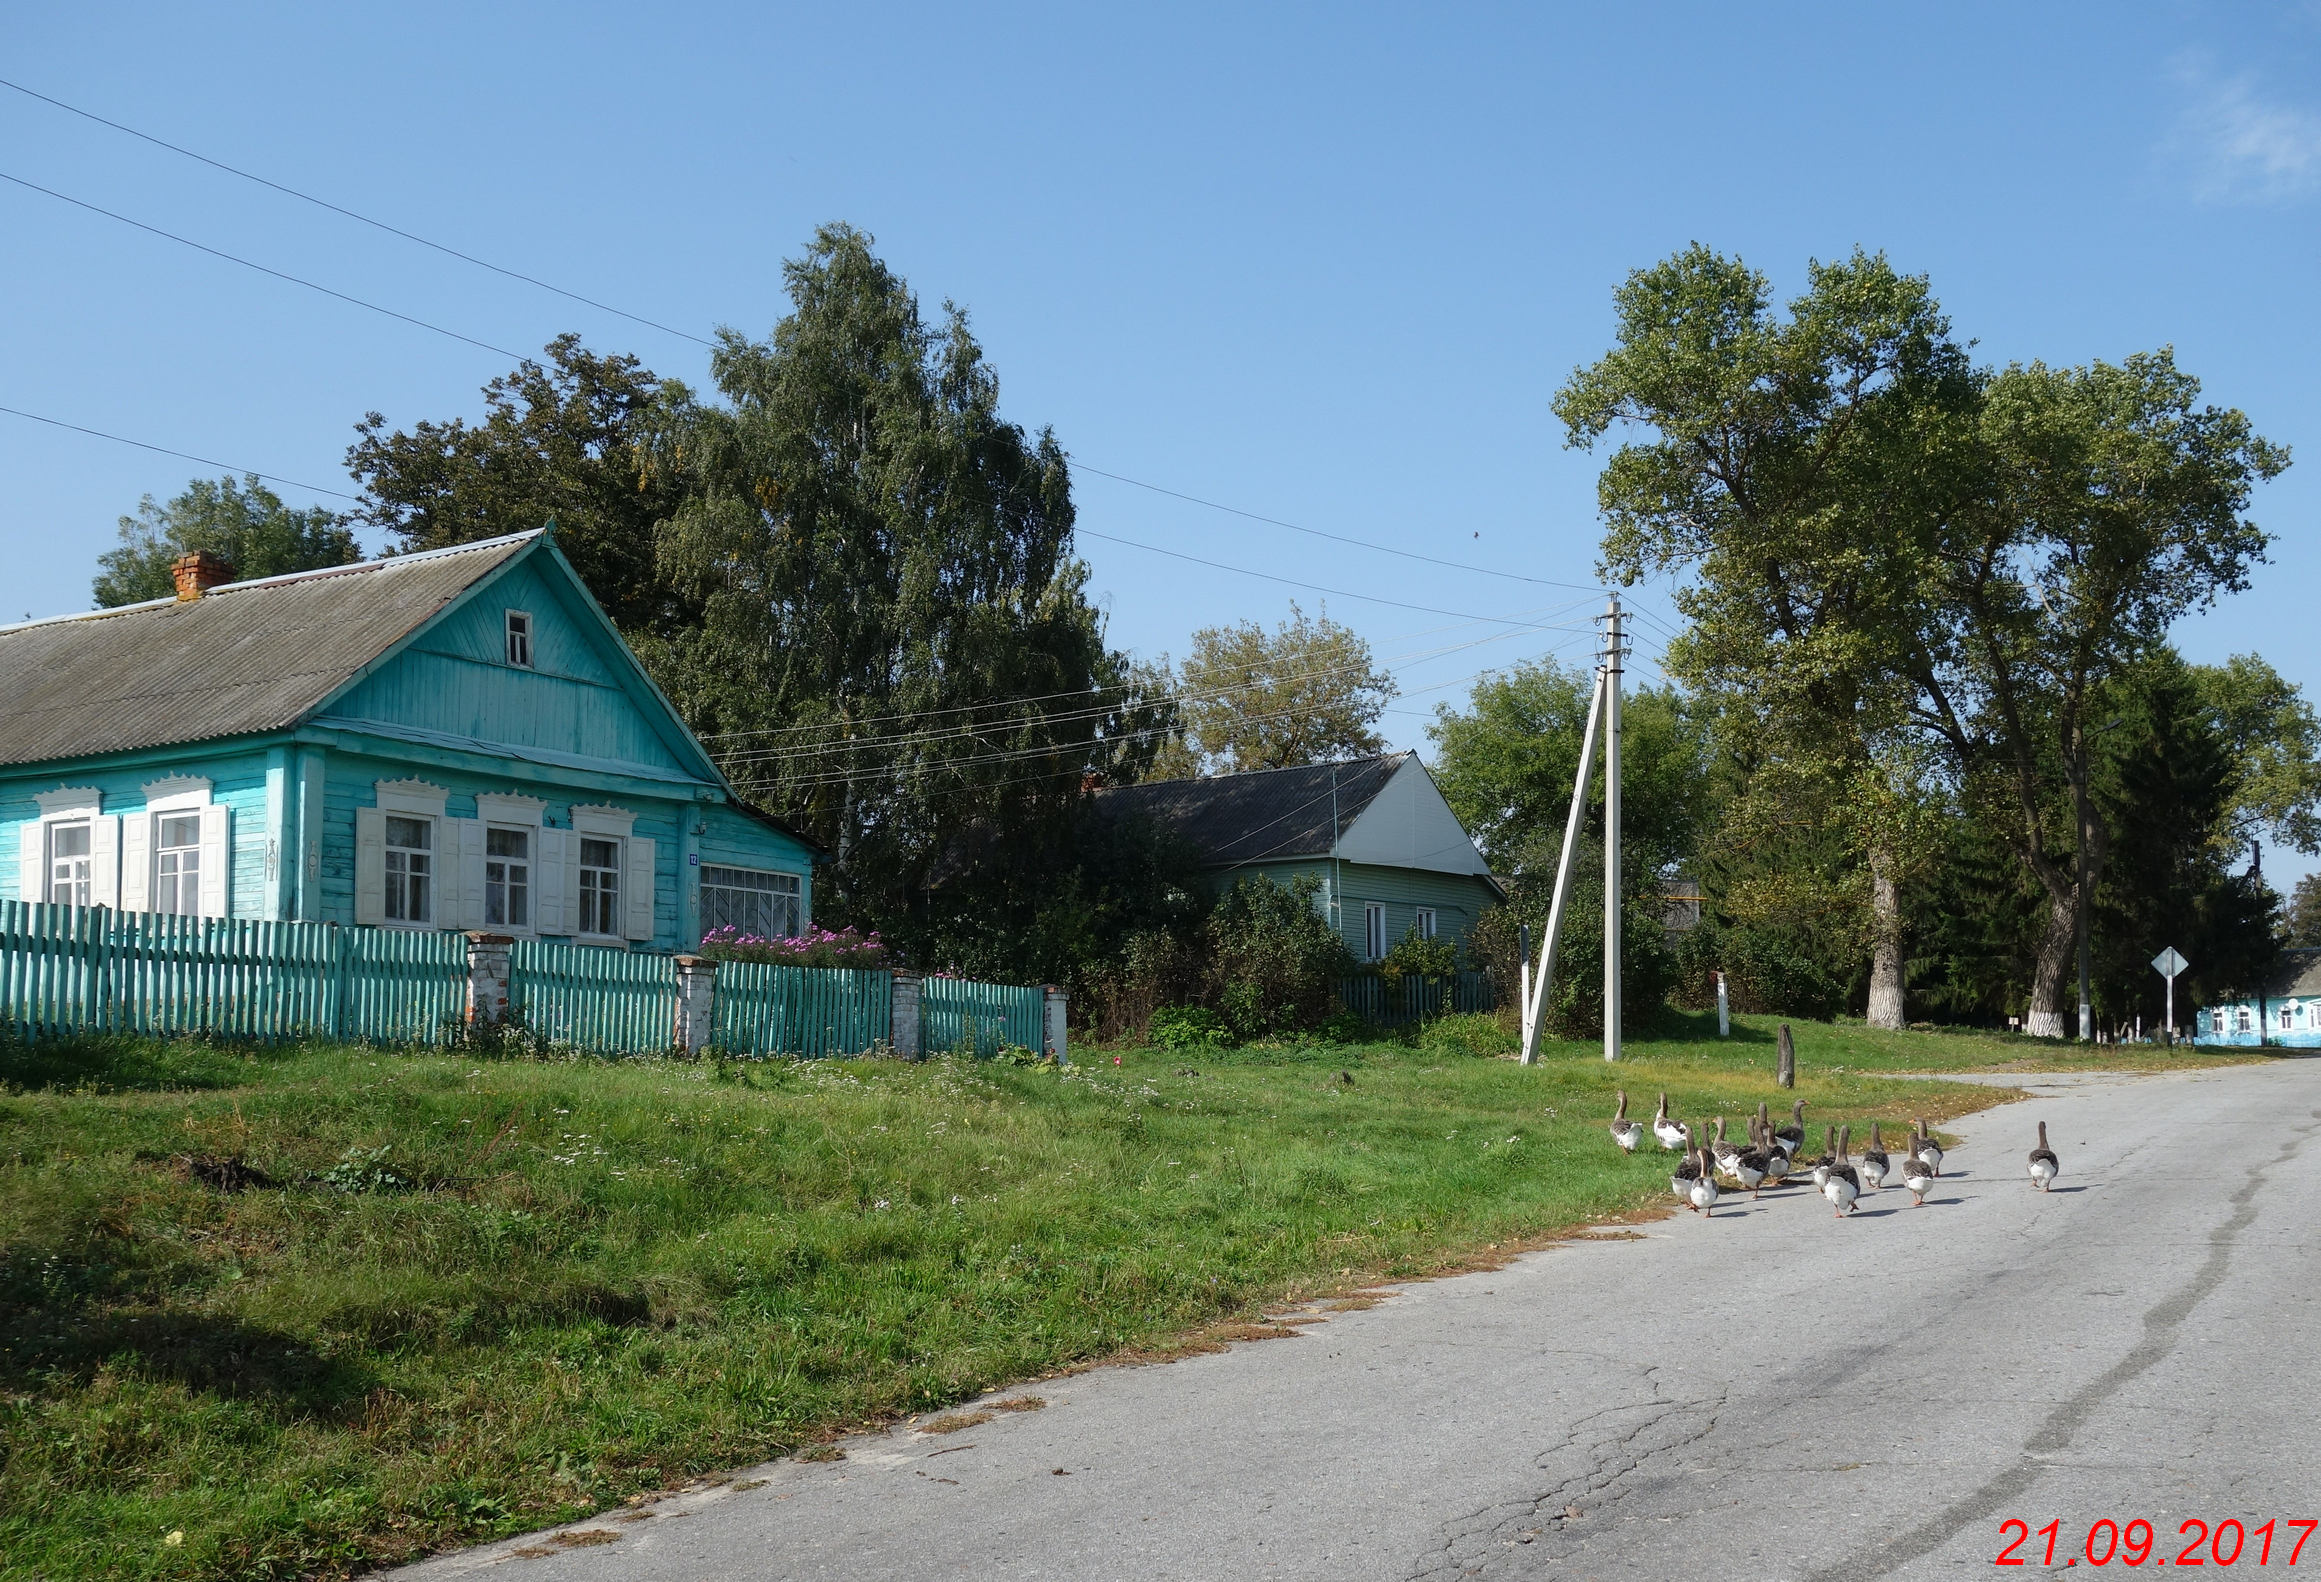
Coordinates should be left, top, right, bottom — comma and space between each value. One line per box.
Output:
0, 1018, 2258, 1578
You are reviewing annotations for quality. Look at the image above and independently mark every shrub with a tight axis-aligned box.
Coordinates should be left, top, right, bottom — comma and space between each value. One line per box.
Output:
1086, 928, 1205, 1042
701, 924, 889, 970
1380, 926, 1461, 984
1416, 1012, 1518, 1059
1674, 919, 1846, 1021
1204, 875, 1354, 1039
1148, 1005, 1235, 1051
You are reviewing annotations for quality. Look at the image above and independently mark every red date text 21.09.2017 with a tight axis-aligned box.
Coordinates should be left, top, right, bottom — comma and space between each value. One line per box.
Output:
1998, 1519, 2316, 1567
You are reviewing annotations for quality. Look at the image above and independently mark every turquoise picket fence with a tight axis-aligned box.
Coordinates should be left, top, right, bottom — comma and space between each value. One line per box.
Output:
1337, 969, 1497, 1028
920, 974, 1046, 1057
510, 938, 680, 1054
711, 960, 891, 1057
0, 900, 466, 1043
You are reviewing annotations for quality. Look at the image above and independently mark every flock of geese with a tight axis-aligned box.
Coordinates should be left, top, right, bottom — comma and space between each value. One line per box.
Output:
1607, 1091, 2063, 1219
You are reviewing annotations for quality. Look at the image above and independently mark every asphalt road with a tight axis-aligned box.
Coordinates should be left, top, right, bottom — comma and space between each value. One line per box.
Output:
396, 1060, 2321, 1582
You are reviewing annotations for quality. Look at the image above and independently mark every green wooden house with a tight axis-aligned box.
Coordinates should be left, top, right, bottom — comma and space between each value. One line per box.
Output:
1098, 752, 1503, 960
0, 529, 817, 951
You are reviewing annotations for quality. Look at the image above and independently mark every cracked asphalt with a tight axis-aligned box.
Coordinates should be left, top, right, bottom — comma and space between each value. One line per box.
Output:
391, 1060, 2321, 1582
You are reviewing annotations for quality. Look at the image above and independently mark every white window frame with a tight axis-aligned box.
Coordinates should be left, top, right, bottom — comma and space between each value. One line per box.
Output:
575, 831, 624, 939
505, 609, 534, 669
699, 864, 803, 941
151, 808, 206, 916
1364, 901, 1386, 962
28, 788, 107, 910
382, 813, 437, 927
475, 794, 547, 935
373, 780, 449, 931
2237, 1007, 2254, 1032
46, 815, 95, 908
1415, 906, 1438, 941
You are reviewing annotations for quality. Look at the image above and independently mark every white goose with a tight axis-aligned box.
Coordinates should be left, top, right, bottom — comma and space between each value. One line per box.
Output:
1913, 1118, 1945, 1179
1609, 1090, 1644, 1153
1771, 1099, 1807, 1160
1859, 1121, 1890, 1193
1710, 1116, 1744, 1181
1686, 1146, 1721, 1217
2028, 1121, 2060, 1191
1652, 1092, 1689, 1152
1669, 1124, 1704, 1201
1822, 1124, 1861, 1218
1900, 1146, 1936, 1208
1808, 1125, 1838, 1191
1728, 1118, 1770, 1198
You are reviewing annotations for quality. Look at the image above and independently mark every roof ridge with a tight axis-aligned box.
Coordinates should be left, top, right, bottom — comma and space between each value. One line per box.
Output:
0, 529, 543, 639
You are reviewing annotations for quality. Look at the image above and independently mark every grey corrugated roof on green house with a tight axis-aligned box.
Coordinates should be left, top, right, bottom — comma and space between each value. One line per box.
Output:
1095, 753, 1406, 865
0, 533, 536, 768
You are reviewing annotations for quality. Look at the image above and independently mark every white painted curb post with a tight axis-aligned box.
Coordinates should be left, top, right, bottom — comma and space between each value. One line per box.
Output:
891, 969, 923, 1059
1044, 985, 1070, 1065
672, 954, 718, 1055
465, 932, 513, 1028
1715, 970, 1729, 1038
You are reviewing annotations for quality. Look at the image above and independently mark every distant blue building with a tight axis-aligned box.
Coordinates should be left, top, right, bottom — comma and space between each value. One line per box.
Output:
0, 529, 817, 951
2194, 949, 2321, 1048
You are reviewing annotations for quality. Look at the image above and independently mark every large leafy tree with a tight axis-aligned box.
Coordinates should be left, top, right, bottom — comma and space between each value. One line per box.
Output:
1901, 353, 2284, 1034
1555, 245, 1964, 1028
2192, 653, 2321, 862
94, 474, 360, 606
346, 334, 689, 632
1564, 245, 2287, 1038
1428, 656, 1710, 888
652, 224, 1163, 937
1148, 604, 1392, 778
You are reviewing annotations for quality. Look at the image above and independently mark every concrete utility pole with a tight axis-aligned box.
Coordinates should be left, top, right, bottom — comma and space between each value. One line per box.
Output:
1603, 594, 1624, 1064
1517, 665, 1603, 1064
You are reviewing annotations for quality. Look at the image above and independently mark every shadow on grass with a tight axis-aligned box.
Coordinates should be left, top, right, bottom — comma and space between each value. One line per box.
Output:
0, 1304, 376, 1416
0, 1033, 284, 1095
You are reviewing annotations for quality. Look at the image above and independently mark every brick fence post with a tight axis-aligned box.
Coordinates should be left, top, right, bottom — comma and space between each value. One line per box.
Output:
1044, 984, 1069, 1066
672, 954, 718, 1056
464, 932, 513, 1027
890, 969, 923, 1059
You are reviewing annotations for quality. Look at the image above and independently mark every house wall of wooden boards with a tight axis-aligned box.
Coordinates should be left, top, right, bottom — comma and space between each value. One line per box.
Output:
0, 531, 815, 955
1218, 857, 1500, 962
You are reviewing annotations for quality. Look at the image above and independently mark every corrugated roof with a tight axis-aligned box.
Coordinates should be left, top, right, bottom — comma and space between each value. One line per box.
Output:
1095, 753, 1406, 866
0, 533, 538, 767
2267, 949, 2321, 999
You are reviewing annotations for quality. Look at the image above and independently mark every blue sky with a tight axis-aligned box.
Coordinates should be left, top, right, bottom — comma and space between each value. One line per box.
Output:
5, 2, 2318, 878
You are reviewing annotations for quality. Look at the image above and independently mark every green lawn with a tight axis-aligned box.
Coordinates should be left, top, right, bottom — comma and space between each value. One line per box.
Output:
0, 1016, 2255, 1579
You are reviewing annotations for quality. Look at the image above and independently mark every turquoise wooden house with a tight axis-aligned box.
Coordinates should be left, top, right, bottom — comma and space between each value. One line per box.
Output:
2195, 949, 2321, 1048
0, 529, 817, 951
1097, 752, 1504, 960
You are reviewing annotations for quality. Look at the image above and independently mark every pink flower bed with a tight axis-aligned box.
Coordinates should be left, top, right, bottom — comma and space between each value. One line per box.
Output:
699, 924, 890, 970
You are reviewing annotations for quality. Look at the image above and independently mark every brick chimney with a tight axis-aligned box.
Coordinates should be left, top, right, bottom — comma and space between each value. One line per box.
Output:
170, 551, 234, 601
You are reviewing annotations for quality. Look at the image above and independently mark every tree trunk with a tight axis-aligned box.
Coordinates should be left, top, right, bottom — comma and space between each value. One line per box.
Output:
1865, 844, 1905, 1031
1776, 1023, 1796, 1088
2024, 885, 2077, 1038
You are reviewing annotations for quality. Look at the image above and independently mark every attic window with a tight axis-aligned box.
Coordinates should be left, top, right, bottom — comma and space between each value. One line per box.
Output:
505, 610, 533, 668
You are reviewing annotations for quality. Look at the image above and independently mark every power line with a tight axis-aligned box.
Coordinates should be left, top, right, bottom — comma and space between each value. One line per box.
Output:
0, 169, 525, 361
707, 614, 1595, 768
697, 598, 1598, 748
1073, 462, 1614, 595
0, 404, 362, 501
1078, 527, 1583, 626
0, 75, 716, 350
716, 652, 1570, 792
